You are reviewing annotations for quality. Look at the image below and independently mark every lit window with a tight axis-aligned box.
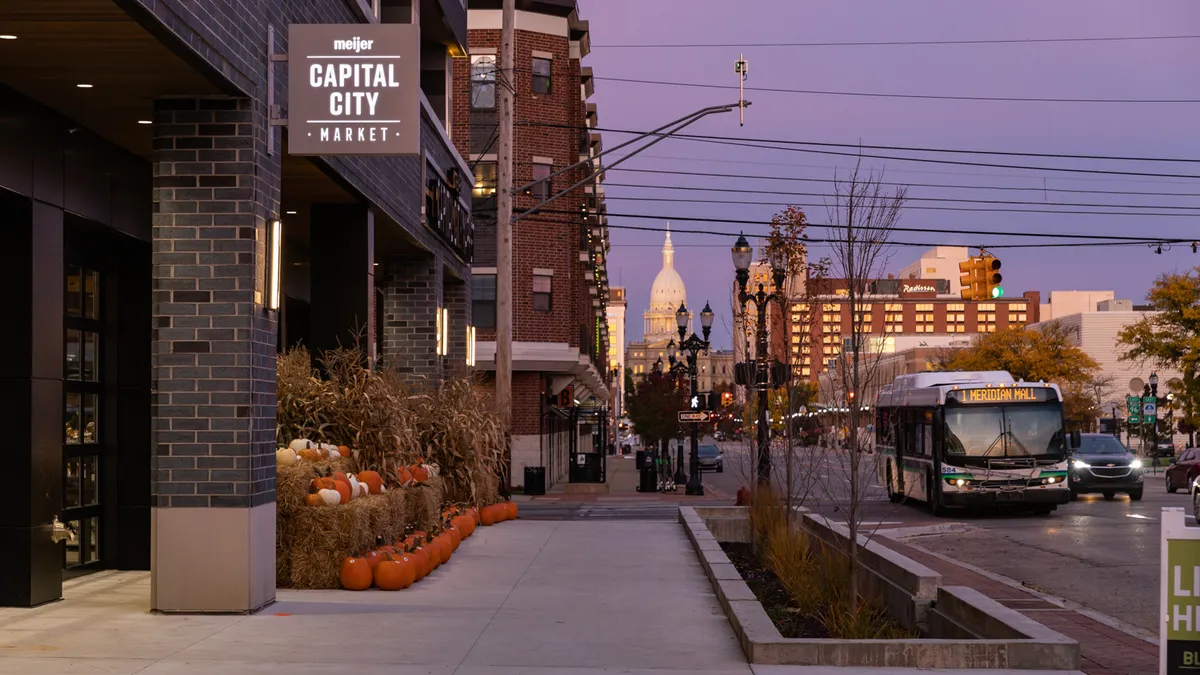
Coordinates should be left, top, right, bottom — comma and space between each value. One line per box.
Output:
947, 303, 965, 311
471, 55, 497, 109
473, 161, 497, 198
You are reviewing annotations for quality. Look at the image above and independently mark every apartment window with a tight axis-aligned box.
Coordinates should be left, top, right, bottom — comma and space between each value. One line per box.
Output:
532, 57, 552, 94
885, 303, 902, 312
473, 162, 497, 198
947, 303, 964, 311
531, 162, 552, 200
802, 367, 811, 377
1011, 303, 1027, 311
977, 303, 996, 311
471, 274, 496, 329
925, 266, 937, 273
471, 55, 496, 109
823, 303, 842, 312
915, 303, 934, 312
532, 272, 552, 312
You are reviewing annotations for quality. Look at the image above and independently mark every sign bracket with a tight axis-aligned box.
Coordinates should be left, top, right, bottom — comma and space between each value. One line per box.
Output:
266, 25, 290, 155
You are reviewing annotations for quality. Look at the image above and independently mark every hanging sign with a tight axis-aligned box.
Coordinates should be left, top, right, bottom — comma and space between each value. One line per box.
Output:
288, 23, 420, 155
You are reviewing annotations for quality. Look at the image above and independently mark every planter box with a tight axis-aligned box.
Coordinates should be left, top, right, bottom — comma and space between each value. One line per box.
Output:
679, 506, 1081, 671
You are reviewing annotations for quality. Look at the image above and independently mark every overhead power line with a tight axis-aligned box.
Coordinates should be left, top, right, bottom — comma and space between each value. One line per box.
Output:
521, 216, 1191, 251
518, 122, 1200, 179
590, 34, 1200, 49
527, 207, 1194, 243
519, 121, 1200, 164
602, 166, 1200, 199
592, 75, 1200, 105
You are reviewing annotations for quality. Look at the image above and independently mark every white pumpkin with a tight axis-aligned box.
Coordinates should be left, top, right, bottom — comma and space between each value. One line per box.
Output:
288, 438, 314, 451
318, 442, 337, 454
357, 482, 369, 498
275, 448, 298, 466
346, 475, 361, 500
317, 489, 340, 506
422, 463, 440, 478
326, 447, 342, 460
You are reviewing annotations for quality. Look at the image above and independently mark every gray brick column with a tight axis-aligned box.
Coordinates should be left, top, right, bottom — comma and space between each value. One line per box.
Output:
381, 253, 443, 380
150, 97, 279, 613
444, 276, 470, 379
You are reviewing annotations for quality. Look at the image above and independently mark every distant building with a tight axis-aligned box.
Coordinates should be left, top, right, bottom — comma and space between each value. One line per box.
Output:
897, 245, 970, 297
1038, 290, 1117, 322
606, 286, 627, 376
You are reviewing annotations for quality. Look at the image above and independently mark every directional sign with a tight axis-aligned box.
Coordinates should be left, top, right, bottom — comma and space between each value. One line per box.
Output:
678, 411, 713, 423
1128, 395, 1142, 416
1144, 396, 1158, 421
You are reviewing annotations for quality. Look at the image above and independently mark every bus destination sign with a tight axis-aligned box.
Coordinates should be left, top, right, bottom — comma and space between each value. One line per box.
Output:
949, 387, 1057, 404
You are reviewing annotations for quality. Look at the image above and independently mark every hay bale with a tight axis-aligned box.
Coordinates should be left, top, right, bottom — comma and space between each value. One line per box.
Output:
285, 488, 419, 589
276, 457, 358, 587
404, 477, 444, 532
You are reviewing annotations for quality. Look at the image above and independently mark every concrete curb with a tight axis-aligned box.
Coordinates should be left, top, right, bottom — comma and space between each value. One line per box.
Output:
903, 539, 1160, 647
877, 522, 974, 540
680, 506, 1082, 670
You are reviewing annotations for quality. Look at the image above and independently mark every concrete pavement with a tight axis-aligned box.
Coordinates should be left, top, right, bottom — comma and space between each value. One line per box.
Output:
0, 520, 753, 675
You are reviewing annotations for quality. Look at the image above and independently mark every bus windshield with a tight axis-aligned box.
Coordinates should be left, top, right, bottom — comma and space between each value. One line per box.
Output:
943, 404, 1066, 458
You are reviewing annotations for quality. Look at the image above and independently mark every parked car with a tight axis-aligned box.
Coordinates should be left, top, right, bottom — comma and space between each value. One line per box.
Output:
1068, 433, 1143, 501
1166, 448, 1200, 494
697, 444, 723, 473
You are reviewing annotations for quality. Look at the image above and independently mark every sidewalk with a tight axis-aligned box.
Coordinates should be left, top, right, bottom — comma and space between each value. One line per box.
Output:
0, 520, 752, 675
880, 537, 1157, 675
519, 452, 733, 503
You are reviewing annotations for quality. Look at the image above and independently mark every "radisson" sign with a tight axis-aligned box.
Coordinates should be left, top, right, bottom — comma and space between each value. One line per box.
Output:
288, 24, 420, 156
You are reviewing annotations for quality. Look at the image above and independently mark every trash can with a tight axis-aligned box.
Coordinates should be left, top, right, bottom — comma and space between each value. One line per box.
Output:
635, 450, 647, 470
639, 463, 658, 493
523, 466, 547, 496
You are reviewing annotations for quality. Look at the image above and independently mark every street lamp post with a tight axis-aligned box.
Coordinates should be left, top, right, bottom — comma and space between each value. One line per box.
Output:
732, 234, 787, 486
1111, 402, 1119, 439
666, 339, 689, 486
1150, 372, 1160, 458
672, 301, 714, 496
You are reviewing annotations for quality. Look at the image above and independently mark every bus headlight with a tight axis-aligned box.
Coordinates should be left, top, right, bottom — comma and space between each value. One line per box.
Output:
1072, 460, 1090, 469
1130, 459, 1143, 470
955, 478, 966, 487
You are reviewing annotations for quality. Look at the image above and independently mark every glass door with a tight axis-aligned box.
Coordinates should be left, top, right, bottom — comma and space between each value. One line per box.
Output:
63, 264, 103, 574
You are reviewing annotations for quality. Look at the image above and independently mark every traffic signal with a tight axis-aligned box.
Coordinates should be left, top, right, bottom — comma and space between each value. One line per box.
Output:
721, 391, 734, 407
958, 257, 985, 301
557, 385, 574, 408
982, 256, 1003, 299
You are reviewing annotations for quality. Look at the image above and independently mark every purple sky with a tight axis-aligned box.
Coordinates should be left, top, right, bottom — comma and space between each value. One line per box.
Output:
578, 0, 1199, 350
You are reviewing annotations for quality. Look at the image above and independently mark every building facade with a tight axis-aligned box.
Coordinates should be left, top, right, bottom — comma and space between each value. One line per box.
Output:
1, 0, 473, 610
455, 1, 610, 489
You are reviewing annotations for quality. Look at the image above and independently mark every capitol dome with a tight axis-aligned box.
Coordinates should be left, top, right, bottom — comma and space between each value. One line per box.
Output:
642, 225, 691, 343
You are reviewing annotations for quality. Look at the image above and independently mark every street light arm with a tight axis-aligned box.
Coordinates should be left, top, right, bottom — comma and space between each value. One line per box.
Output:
514, 103, 743, 222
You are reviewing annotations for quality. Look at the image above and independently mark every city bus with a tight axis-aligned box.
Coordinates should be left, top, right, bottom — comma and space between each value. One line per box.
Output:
874, 370, 1076, 515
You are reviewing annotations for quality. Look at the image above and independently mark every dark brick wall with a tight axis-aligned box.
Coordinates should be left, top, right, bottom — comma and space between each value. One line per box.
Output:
444, 276, 471, 379
150, 97, 279, 508
381, 254, 444, 380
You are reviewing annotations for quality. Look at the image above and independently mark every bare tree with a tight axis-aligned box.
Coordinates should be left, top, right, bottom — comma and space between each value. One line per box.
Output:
818, 160, 907, 605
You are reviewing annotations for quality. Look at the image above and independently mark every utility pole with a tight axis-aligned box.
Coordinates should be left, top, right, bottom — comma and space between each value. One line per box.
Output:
495, 0, 515, 422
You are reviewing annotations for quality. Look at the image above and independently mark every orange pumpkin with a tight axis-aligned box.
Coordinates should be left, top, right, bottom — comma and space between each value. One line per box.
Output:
298, 448, 322, 461
311, 476, 336, 492
304, 493, 324, 507
374, 553, 415, 590
433, 535, 451, 564
506, 501, 519, 520
410, 465, 430, 483
396, 466, 413, 486
339, 556, 372, 590
363, 549, 383, 570
337, 445, 352, 457
356, 470, 383, 495
333, 480, 352, 504
333, 471, 350, 484
446, 526, 462, 551
480, 504, 498, 526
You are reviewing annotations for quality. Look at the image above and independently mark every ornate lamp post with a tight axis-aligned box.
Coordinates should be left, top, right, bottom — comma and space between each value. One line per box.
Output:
674, 300, 715, 496
666, 338, 689, 486
1150, 372, 1160, 457
732, 233, 787, 486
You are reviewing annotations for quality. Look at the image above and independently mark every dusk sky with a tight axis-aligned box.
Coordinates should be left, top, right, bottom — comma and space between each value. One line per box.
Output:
577, 0, 1199, 350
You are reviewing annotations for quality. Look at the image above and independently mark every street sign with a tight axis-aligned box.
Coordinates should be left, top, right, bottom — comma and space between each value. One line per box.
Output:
678, 410, 712, 423
1145, 396, 1159, 421
1129, 395, 1142, 416
1161, 508, 1200, 673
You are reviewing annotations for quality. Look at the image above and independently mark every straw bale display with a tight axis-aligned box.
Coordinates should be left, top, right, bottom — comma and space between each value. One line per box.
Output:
275, 345, 510, 589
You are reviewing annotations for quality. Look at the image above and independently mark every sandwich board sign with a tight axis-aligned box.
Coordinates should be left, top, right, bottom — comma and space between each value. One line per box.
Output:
1162, 507, 1200, 673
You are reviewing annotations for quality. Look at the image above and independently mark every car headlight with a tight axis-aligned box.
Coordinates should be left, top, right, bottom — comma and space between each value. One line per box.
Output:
1073, 460, 1090, 469
1130, 459, 1143, 470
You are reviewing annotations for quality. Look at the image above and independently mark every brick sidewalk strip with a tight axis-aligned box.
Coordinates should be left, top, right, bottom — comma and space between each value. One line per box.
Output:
881, 539, 1157, 675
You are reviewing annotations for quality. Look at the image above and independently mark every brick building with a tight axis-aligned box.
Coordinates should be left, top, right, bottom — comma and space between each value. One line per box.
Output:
0, 0, 472, 611
453, 1, 610, 490
790, 276, 1041, 385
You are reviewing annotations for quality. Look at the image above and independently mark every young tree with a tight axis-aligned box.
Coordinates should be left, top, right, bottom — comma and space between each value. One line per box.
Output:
819, 162, 907, 606
1117, 268, 1200, 446
624, 370, 687, 451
